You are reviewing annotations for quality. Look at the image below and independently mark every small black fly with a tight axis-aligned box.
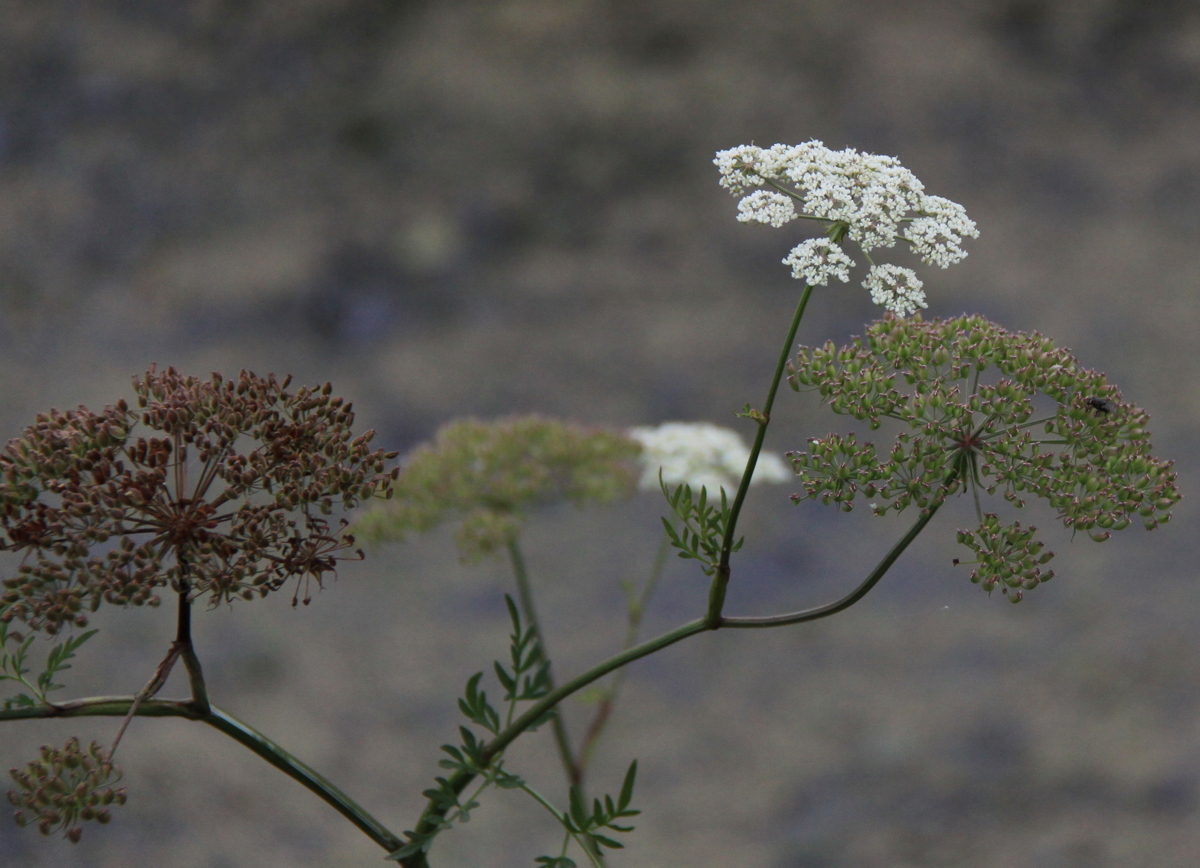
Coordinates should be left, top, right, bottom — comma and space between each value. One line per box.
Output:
1086, 396, 1115, 415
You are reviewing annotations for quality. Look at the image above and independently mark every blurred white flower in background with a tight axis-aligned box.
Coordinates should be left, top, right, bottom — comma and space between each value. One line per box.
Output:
715, 140, 978, 316
629, 422, 791, 494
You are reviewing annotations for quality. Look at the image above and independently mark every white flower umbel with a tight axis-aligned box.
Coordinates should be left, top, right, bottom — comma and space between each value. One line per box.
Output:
864, 264, 927, 317
715, 141, 978, 315
783, 238, 854, 286
904, 195, 978, 268
629, 422, 791, 495
736, 190, 797, 228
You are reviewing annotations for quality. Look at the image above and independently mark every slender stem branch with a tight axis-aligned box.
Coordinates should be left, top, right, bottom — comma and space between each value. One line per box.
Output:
108, 642, 183, 759
968, 452, 984, 523
175, 562, 211, 714
111, 560, 211, 757
518, 783, 605, 868
396, 617, 711, 867
577, 531, 670, 778
181, 645, 210, 714
176, 573, 192, 646
202, 706, 403, 851
981, 413, 1058, 437
707, 283, 814, 628
722, 481, 955, 629
0, 697, 404, 852
0, 695, 199, 722
505, 539, 579, 786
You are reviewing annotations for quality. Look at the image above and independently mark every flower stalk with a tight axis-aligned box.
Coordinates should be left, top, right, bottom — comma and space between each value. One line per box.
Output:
504, 539, 579, 786
0, 696, 405, 853
706, 281, 813, 628
575, 530, 671, 778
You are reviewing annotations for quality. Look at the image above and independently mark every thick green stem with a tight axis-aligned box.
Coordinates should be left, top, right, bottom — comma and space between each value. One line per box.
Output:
707, 283, 814, 627
202, 706, 402, 851
0, 697, 404, 852
505, 539, 580, 786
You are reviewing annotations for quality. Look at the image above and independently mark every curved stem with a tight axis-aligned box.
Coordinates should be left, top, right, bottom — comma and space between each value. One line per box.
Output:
0, 697, 404, 852
395, 617, 711, 866
722, 483, 954, 629
707, 283, 814, 627
202, 705, 402, 851
505, 539, 580, 786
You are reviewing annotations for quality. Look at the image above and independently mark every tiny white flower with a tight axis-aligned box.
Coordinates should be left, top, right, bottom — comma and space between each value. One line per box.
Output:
736, 190, 797, 228
628, 422, 791, 494
864, 264, 927, 317
783, 238, 854, 286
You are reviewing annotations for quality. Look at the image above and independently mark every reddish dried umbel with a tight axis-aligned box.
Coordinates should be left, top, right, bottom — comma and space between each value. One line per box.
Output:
356, 416, 640, 561
7, 737, 125, 843
787, 315, 1180, 600
0, 367, 399, 632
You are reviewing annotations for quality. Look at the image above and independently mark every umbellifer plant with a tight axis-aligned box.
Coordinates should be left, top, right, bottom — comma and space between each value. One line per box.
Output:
0, 142, 1180, 866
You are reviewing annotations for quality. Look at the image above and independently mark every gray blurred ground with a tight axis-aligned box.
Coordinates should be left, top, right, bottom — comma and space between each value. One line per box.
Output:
1, 1, 1199, 866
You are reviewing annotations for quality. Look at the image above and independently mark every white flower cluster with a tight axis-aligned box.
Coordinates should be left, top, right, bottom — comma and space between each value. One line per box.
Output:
629, 422, 791, 494
782, 238, 853, 286
864, 264, 926, 318
714, 141, 979, 316
735, 190, 797, 228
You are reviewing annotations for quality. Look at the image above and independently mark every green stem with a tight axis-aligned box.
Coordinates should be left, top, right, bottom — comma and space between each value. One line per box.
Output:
505, 539, 580, 786
0, 697, 404, 853
722, 481, 955, 629
518, 783, 605, 868
400, 475, 945, 868
576, 530, 671, 778
203, 706, 402, 850
707, 282, 814, 628
174, 580, 211, 715
395, 617, 711, 867
396, 486, 944, 867
181, 645, 210, 714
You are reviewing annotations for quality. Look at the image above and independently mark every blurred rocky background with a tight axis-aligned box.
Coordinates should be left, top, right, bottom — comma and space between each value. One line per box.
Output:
2, 1, 1199, 866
